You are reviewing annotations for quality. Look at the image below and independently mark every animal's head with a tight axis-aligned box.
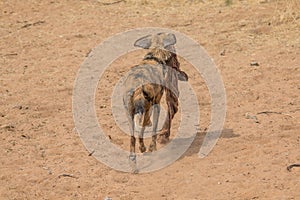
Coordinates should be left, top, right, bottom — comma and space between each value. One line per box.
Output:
134, 33, 188, 82
134, 32, 176, 52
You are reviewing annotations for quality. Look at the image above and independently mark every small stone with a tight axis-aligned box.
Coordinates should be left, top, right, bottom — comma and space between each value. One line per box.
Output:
245, 112, 259, 123
250, 61, 259, 66
12, 105, 22, 109
220, 49, 226, 56
1, 125, 15, 131
21, 134, 30, 139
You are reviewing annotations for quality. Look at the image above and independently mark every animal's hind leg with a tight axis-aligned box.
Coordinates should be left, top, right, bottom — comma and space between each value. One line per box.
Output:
127, 112, 138, 173
138, 127, 146, 153
149, 104, 160, 152
127, 113, 136, 155
130, 136, 136, 156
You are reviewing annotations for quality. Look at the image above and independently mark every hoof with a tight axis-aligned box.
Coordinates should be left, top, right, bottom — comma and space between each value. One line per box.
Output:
129, 153, 136, 162
139, 145, 146, 153
157, 129, 170, 144
129, 153, 138, 173
157, 135, 169, 144
148, 143, 157, 152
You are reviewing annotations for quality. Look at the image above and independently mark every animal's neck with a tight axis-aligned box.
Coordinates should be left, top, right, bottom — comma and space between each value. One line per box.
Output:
143, 48, 172, 65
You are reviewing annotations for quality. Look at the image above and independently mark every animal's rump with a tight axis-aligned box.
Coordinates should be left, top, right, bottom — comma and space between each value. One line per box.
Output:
123, 64, 165, 94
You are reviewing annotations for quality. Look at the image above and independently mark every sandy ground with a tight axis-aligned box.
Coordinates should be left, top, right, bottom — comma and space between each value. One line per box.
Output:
1, 0, 300, 199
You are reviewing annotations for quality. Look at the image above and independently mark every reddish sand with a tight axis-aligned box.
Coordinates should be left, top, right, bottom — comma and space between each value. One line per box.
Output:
0, 0, 299, 199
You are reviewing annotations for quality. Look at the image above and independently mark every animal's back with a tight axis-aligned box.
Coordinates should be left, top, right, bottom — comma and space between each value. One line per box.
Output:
123, 63, 164, 94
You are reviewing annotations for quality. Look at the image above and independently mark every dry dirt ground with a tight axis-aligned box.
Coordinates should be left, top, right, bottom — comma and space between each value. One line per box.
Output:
1, 0, 300, 199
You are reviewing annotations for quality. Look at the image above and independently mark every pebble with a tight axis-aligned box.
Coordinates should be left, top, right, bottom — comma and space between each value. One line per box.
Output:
250, 61, 259, 66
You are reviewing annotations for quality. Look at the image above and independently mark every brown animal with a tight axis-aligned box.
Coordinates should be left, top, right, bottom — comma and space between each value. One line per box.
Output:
123, 64, 164, 156
133, 33, 188, 144
158, 44, 188, 143
123, 33, 188, 172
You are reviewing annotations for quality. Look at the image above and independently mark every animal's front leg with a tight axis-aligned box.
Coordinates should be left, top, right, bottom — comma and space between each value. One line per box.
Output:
149, 104, 160, 152
158, 88, 178, 143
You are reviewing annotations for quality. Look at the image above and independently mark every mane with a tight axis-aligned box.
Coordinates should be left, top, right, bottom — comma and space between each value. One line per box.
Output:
166, 52, 180, 70
145, 48, 172, 64
144, 47, 180, 71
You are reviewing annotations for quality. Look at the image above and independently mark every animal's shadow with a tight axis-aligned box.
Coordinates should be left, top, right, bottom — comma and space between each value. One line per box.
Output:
173, 128, 239, 160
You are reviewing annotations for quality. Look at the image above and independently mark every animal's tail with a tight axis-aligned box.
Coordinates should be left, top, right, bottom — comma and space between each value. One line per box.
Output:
134, 107, 153, 132
134, 112, 143, 132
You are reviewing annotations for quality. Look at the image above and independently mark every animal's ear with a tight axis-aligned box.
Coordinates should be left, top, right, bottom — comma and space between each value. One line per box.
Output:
163, 33, 176, 48
177, 70, 188, 81
134, 35, 152, 49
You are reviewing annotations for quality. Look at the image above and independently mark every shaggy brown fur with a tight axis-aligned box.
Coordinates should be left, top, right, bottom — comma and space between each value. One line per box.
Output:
123, 61, 164, 173
157, 51, 188, 143
123, 33, 188, 172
